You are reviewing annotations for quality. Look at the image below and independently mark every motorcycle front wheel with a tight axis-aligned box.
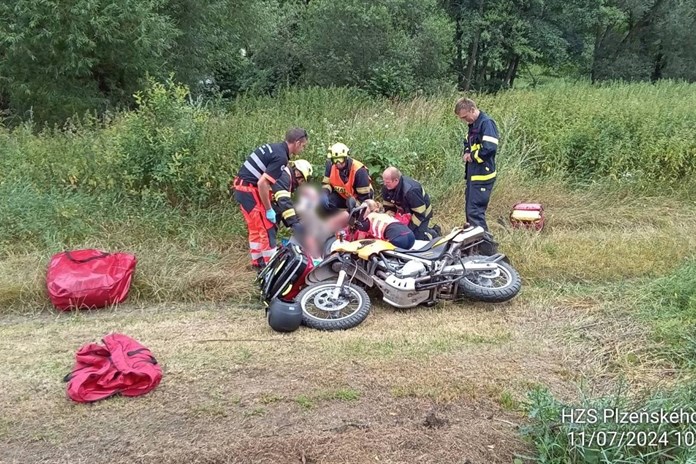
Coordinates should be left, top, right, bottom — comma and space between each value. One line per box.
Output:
298, 281, 371, 331
458, 256, 521, 303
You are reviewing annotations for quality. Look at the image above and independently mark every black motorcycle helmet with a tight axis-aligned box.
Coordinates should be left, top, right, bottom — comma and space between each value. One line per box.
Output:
266, 298, 303, 332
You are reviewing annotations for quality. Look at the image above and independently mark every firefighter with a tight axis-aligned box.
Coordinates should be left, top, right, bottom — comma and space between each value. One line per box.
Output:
355, 200, 415, 249
271, 159, 313, 237
231, 128, 309, 269
320, 142, 373, 213
381, 166, 440, 240
455, 98, 499, 232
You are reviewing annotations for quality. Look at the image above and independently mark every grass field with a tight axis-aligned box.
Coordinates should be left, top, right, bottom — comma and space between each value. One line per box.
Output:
2, 182, 695, 463
1, 82, 696, 463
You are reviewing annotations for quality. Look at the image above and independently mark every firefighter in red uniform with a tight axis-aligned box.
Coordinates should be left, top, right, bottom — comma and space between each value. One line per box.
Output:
231, 128, 308, 269
320, 142, 373, 213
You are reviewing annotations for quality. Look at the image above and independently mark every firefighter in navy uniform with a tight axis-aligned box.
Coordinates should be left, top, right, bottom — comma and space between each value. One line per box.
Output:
231, 128, 308, 269
381, 167, 439, 240
270, 159, 313, 237
320, 143, 374, 213
455, 98, 499, 232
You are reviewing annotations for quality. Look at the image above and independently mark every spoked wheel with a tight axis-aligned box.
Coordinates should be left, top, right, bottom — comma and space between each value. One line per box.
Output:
458, 256, 521, 303
298, 282, 371, 331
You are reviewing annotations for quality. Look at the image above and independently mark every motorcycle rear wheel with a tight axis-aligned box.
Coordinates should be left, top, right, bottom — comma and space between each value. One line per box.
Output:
458, 256, 521, 303
298, 282, 371, 331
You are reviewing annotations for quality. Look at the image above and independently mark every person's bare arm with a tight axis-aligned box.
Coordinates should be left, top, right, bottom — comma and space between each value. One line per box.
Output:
258, 176, 273, 211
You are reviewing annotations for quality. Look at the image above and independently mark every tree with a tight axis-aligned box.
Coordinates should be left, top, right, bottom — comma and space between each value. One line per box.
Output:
297, 0, 453, 97
0, 0, 178, 125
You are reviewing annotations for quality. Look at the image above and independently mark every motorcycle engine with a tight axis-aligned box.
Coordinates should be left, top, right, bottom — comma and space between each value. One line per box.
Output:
397, 260, 426, 278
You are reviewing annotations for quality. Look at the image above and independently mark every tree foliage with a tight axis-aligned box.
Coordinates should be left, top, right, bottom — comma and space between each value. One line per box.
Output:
1, 0, 695, 124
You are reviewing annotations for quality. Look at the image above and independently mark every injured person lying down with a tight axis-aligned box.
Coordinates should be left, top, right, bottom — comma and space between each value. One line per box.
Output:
354, 199, 417, 250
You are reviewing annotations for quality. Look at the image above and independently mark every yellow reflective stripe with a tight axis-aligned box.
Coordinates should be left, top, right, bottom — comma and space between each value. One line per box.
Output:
470, 143, 481, 151
355, 186, 372, 194
482, 135, 499, 145
411, 215, 422, 226
473, 150, 483, 163
425, 205, 432, 216
274, 190, 291, 201
412, 204, 427, 214
471, 172, 497, 182
322, 176, 330, 184
282, 209, 297, 219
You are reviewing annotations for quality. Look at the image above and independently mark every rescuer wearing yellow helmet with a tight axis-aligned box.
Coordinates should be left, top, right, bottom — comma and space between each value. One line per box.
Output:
320, 142, 374, 213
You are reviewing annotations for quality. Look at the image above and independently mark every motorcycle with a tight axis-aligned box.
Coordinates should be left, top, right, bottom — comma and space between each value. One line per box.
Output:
257, 203, 521, 331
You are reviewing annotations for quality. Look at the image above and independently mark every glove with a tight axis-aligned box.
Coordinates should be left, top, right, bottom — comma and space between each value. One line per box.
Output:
265, 208, 276, 224
320, 191, 331, 210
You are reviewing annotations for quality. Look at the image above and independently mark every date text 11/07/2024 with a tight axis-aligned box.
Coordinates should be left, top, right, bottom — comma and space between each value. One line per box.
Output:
567, 430, 695, 448
561, 408, 696, 448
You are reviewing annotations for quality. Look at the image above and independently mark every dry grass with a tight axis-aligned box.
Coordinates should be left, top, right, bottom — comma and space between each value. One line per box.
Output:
1, 179, 694, 463
0, 280, 677, 464
437, 174, 696, 284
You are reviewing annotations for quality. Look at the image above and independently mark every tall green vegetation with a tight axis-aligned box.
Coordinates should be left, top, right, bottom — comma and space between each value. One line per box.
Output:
2, 0, 696, 125
1, 80, 695, 257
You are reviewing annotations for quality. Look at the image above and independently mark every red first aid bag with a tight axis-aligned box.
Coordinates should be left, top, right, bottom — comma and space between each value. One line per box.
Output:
65, 333, 162, 403
46, 249, 137, 311
510, 203, 545, 231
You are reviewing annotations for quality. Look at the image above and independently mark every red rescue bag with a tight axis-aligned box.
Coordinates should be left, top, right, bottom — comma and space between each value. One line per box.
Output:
65, 333, 162, 403
510, 203, 545, 231
46, 249, 137, 310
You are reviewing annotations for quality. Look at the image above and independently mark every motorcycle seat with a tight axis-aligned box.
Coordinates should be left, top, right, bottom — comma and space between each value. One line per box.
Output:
393, 235, 446, 255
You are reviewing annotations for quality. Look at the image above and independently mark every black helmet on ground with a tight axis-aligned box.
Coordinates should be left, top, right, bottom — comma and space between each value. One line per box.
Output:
266, 298, 303, 332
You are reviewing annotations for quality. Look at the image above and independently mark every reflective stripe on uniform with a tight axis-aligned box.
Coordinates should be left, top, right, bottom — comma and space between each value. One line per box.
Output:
470, 143, 483, 163
355, 186, 372, 194
282, 209, 296, 220
411, 215, 422, 226
412, 204, 427, 214
482, 135, 499, 145
250, 251, 263, 260
322, 176, 330, 184
243, 160, 262, 179
249, 241, 261, 249
261, 249, 277, 258
274, 190, 291, 201
471, 172, 497, 182
250, 153, 267, 172
266, 144, 273, 154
